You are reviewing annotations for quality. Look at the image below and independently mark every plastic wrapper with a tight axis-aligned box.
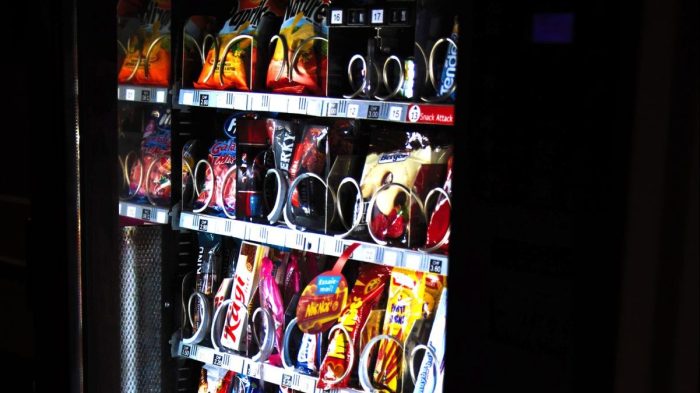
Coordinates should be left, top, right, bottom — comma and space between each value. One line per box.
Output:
316, 264, 391, 389
283, 253, 301, 307
437, 17, 458, 101
373, 268, 427, 392
193, 0, 286, 91
194, 233, 223, 331
424, 156, 452, 253
128, 109, 172, 205
359, 130, 451, 247
237, 118, 273, 220
266, 0, 329, 95
296, 331, 322, 374
118, 19, 171, 86
258, 256, 285, 365
221, 242, 270, 351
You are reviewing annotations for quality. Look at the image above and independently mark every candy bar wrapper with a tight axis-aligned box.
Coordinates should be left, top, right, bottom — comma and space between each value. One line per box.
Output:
221, 242, 269, 351
373, 268, 427, 392
193, 0, 285, 91
316, 264, 391, 390
266, 0, 329, 95
214, 278, 233, 310
202, 364, 232, 393
283, 253, 301, 307
413, 289, 447, 393
259, 257, 286, 363
421, 274, 446, 320
296, 332, 322, 374
360, 309, 384, 352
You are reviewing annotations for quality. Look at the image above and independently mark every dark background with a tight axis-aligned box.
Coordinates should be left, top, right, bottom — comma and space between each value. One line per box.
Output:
0, 0, 696, 392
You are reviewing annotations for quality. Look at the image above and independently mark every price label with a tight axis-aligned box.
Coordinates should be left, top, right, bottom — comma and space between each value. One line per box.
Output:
347, 103, 360, 118
198, 219, 209, 232
212, 353, 231, 368
388, 106, 403, 121
156, 90, 166, 103
141, 90, 151, 102
330, 9, 343, 25
243, 360, 261, 379
126, 206, 136, 218
125, 89, 135, 101
354, 245, 376, 262
404, 252, 423, 271
156, 211, 168, 223
270, 95, 288, 112
231, 221, 246, 239
367, 104, 380, 119
250, 225, 268, 243
307, 99, 323, 116
199, 93, 210, 107
233, 93, 248, 110
288, 96, 305, 114
216, 93, 228, 108
141, 208, 152, 221
268, 227, 287, 247
383, 250, 399, 266
327, 101, 339, 116
371, 9, 384, 24
429, 258, 445, 274
180, 344, 191, 357
183, 91, 194, 105
252, 94, 270, 111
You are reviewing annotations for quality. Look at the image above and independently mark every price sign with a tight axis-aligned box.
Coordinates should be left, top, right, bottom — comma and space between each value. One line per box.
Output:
198, 219, 209, 232
141, 90, 151, 102
141, 208, 152, 221
371, 9, 384, 24
199, 93, 209, 107
330, 9, 343, 24
125, 89, 135, 101
388, 106, 403, 121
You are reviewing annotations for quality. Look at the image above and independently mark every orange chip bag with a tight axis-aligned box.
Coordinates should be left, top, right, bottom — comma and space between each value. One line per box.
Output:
118, 19, 171, 87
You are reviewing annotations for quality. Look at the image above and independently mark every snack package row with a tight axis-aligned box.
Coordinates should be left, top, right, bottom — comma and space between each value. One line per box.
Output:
182, 113, 452, 254
181, 238, 447, 393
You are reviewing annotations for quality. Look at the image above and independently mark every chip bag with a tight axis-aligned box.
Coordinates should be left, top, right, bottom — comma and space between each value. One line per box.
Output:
266, 0, 329, 95
118, 19, 171, 86
128, 109, 171, 205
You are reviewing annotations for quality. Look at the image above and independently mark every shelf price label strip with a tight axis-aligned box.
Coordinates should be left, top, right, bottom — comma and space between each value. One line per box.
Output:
178, 212, 447, 275
177, 89, 454, 125
119, 202, 169, 224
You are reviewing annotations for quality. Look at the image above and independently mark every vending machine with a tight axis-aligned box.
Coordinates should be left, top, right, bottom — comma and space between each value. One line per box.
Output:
94, 0, 460, 392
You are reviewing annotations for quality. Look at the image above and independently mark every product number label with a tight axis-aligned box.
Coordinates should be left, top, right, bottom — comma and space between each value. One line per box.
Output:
388, 106, 402, 121
125, 89, 135, 101
408, 104, 421, 122
331, 10, 343, 24
307, 99, 323, 116
383, 250, 399, 266
216, 93, 228, 108
347, 103, 360, 118
371, 9, 384, 24
183, 91, 194, 105
126, 206, 136, 218
156, 211, 167, 223
233, 93, 248, 110
156, 90, 166, 103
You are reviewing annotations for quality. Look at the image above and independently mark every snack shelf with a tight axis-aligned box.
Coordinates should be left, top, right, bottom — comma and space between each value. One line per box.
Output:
118, 84, 169, 103
119, 201, 170, 224
177, 89, 455, 126
178, 211, 448, 276
176, 341, 363, 393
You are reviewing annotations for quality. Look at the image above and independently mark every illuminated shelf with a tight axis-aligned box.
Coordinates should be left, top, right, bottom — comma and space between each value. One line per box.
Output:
179, 211, 448, 276
177, 89, 454, 126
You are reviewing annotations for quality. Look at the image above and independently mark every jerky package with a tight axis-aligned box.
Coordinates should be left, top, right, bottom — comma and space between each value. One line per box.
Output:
264, 118, 299, 223
193, 0, 286, 91
266, 0, 330, 95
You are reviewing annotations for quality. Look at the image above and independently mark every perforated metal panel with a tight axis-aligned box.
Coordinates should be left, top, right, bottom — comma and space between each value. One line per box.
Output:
119, 226, 164, 393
